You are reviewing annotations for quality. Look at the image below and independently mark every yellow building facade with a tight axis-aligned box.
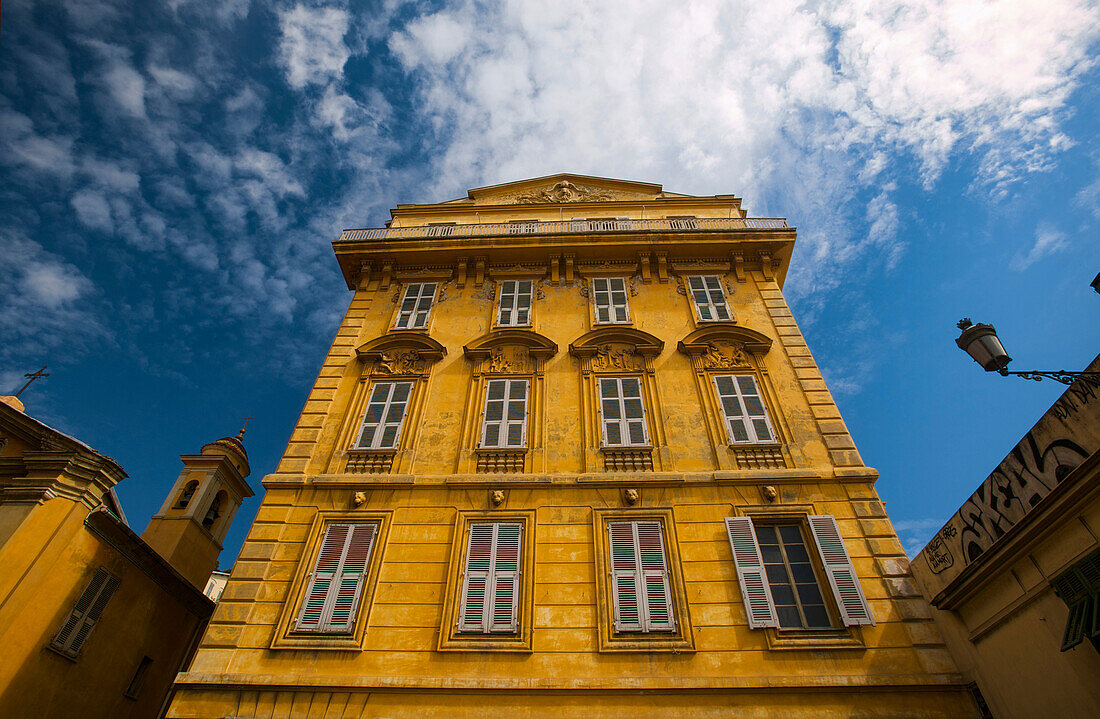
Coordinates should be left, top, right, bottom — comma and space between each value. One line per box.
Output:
169, 175, 975, 717
0, 395, 252, 718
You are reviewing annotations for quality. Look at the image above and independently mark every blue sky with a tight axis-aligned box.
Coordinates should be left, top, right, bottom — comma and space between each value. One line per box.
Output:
2, 0, 1098, 563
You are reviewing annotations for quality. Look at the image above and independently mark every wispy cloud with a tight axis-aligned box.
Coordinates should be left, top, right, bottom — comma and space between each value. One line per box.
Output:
1011, 223, 1069, 271
893, 517, 946, 558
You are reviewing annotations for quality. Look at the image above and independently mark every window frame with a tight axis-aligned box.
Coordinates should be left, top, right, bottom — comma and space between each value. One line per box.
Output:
354, 380, 415, 450
272, 511, 391, 650
590, 277, 631, 325
393, 282, 438, 330
686, 275, 732, 323
712, 373, 777, 445
591, 508, 694, 652
597, 376, 651, 448
725, 509, 872, 650
479, 378, 530, 449
495, 279, 535, 328
439, 511, 535, 651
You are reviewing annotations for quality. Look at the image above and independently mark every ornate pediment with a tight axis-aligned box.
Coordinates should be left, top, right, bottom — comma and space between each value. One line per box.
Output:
356, 332, 446, 376
677, 326, 772, 370
463, 329, 558, 376
515, 180, 615, 204
569, 327, 664, 375
459, 174, 668, 206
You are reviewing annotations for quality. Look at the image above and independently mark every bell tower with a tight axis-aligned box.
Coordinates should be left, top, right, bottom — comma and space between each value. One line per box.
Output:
141, 428, 255, 589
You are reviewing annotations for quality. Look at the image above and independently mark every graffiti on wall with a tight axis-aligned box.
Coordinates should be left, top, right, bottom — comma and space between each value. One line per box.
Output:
922, 373, 1100, 581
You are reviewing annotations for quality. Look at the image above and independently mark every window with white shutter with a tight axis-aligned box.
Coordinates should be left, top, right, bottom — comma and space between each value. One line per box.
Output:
355, 381, 413, 450
591, 278, 630, 324
393, 282, 437, 329
457, 522, 523, 633
687, 275, 731, 322
50, 567, 120, 658
608, 520, 675, 633
713, 374, 775, 444
295, 523, 378, 634
598, 377, 649, 447
497, 280, 534, 326
725, 515, 874, 631
480, 379, 528, 449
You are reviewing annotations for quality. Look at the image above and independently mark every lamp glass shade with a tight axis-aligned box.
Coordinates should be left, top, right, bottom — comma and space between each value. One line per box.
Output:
956, 323, 1011, 372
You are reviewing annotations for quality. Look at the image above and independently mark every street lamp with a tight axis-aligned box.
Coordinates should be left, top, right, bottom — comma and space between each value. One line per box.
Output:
955, 318, 1100, 385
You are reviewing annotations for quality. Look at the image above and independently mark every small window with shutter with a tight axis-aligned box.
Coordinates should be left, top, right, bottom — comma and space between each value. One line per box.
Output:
497, 280, 534, 327
480, 379, 529, 449
598, 377, 649, 447
457, 522, 523, 633
50, 567, 120, 659
607, 520, 676, 633
591, 278, 630, 324
725, 515, 874, 632
713, 374, 775, 444
687, 275, 731, 322
295, 523, 379, 634
355, 381, 413, 450
393, 282, 437, 329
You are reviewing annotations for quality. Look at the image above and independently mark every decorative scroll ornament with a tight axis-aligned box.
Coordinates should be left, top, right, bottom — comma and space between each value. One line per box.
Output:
592, 343, 641, 371
487, 346, 532, 374
701, 341, 750, 369
378, 350, 425, 375
515, 180, 614, 204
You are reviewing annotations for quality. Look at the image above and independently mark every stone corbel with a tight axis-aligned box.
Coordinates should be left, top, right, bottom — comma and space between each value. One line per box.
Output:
549, 255, 561, 285
358, 261, 373, 290
731, 252, 745, 283
379, 259, 395, 289
758, 251, 775, 282
655, 252, 668, 282
474, 256, 487, 287
638, 252, 652, 283
456, 258, 468, 287
564, 254, 575, 284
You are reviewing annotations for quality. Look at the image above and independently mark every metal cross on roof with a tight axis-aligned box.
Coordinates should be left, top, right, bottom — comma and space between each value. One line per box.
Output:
15, 366, 49, 397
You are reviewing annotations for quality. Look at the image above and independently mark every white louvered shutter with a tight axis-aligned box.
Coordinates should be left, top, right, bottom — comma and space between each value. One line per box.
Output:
296, 523, 378, 633
52, 567, 121, 657
480, 379, 529, 449
713, 375, 775, 444
637, 521, 675, 631
724, 517, 779, 629
807, 515, 874, 626
609, 521, 674, 632
458, 522, 523, 633
490, 523, 523, 632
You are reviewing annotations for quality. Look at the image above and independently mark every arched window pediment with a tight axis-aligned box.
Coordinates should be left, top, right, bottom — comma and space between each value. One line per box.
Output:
568, 327, 664, 375
463, 329, 557, 376
356, 332, 446, 376
676, 325, 772, 370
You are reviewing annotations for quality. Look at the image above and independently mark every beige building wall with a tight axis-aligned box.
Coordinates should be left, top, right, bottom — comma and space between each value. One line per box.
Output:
169, 175, 974, 718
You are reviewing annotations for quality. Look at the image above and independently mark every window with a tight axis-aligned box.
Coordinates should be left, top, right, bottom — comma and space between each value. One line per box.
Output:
608, 520, 675, 633
591, 509, 694, 651
1053, 548, 1100, 652
480, 379, 528, 449
724, 515, 873, 630
687, 275, 731, 322
355, 381, 413, 450
393, 282, 437, 329
598, 377, 649, 447
457, 522, 523, 633
497, 280, 533, 327
50, 567, 120, 658
123, 656, 153, 699
173, 480, 198, 509
714, 374, 775, 444
294, 523, 378, 634
591, 278, 630, 324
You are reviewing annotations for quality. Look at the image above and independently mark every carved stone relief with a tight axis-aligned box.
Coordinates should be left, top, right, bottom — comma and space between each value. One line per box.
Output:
485, 346, 532, 374
591, 343, 643, 372
701, 341, 751, 369
376, 350, 425, 375
515, 180, 614, 204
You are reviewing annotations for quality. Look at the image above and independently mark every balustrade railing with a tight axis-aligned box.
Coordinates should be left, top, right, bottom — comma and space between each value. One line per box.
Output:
338, 216, 789, 243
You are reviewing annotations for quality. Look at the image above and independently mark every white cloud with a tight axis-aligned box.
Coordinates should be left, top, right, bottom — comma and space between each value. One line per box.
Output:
103, 59, 147, 117
387, 0, 1100, 295
70, 189, 114, 233
1010, 223, 1069, 271
278, 5, 351, 89
148, 64, 200, 96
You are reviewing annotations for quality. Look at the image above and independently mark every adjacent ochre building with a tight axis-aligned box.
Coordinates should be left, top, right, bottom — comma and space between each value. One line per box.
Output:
912, 361, 1100, 718
0, 395, 253, 718
168, 175, 976, 717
